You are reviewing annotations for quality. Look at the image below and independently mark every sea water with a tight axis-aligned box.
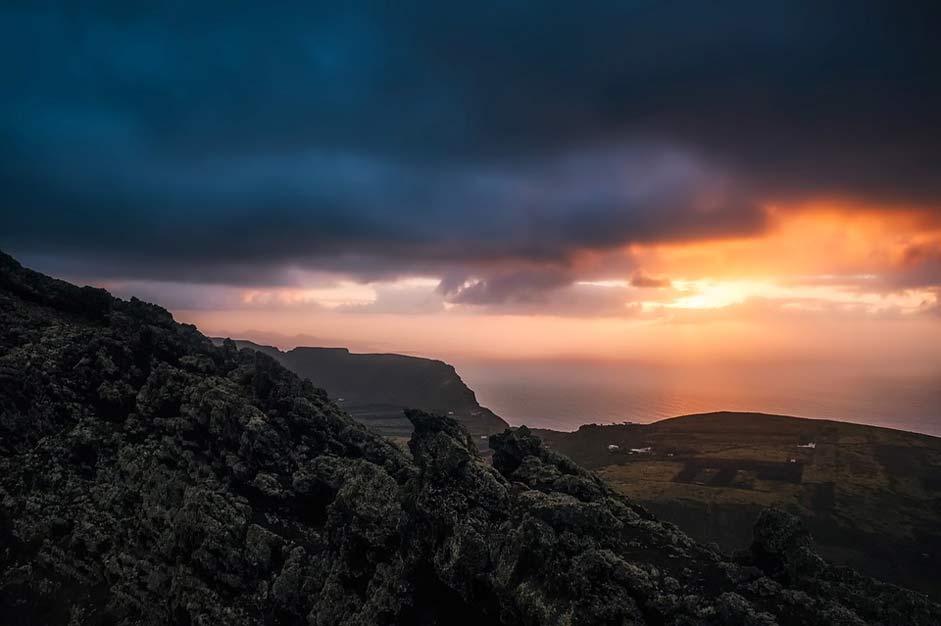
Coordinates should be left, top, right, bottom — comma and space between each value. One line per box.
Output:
457, 360, 941, 436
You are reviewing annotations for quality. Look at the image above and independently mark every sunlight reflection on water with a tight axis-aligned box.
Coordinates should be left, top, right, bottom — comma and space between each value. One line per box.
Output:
457, 361, 941, 436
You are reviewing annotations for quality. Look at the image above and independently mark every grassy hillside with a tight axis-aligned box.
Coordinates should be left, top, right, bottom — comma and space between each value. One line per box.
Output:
536, 411, 941, 598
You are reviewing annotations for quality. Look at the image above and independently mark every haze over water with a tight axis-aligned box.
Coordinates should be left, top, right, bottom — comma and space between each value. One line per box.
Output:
458, 360, 941, 437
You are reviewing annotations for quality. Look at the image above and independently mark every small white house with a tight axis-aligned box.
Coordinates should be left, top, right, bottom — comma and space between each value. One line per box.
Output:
630, 447, 652, 454
607, 444, 620, 451
798, 442, 816, 449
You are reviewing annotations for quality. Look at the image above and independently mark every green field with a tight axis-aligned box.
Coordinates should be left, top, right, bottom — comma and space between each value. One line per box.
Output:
535, 411, 941, 598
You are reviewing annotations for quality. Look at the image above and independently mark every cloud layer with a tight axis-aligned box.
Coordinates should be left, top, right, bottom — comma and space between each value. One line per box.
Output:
1, 2, 940, 310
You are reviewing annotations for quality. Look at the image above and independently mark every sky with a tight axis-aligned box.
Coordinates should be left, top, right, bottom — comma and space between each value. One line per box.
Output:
2, 2, 940, 369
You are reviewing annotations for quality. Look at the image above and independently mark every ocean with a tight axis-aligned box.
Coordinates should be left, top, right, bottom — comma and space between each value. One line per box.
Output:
456, 360, 941, 437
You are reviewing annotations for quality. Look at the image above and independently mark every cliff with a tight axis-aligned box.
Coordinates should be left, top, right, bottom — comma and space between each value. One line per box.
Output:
221, 340, 509, 440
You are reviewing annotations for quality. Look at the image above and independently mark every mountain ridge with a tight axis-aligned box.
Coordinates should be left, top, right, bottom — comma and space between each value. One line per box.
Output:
1, 250, 938, 625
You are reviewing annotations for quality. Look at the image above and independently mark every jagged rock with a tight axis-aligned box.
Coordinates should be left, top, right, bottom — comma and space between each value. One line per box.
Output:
1, 249, 939, 625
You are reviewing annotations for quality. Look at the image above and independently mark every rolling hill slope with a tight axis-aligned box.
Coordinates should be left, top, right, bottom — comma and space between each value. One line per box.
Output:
536, 411, 941, 598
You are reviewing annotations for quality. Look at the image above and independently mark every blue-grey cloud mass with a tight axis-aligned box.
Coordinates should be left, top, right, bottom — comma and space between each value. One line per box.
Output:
2, 1, 939, 300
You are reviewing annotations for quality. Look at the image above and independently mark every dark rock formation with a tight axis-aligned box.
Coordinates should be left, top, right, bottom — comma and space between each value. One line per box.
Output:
1, 250, 938, 625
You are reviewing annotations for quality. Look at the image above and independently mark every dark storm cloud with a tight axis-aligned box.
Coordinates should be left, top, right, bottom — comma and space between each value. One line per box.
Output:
442, 267, 576, 306
1, 1, 940, 293
2, 141, 763, 285
630, 272, 672, 289
889, 243, 941, 290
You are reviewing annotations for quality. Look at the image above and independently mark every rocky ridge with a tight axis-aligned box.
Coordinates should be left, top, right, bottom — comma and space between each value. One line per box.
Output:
0, 250, 938, 625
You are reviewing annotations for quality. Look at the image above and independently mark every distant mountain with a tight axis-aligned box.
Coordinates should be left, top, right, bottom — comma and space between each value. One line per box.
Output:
218, 339, 509, 441
4, 250, 938, 625
536, 411, 941, 599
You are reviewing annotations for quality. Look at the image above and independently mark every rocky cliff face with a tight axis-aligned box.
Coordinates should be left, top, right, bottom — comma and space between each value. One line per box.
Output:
1, 250, 938, 626
222, 340, 509, 440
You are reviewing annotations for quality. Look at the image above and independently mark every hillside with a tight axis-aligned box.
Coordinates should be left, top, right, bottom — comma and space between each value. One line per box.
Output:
535, 412, 941, 598
3, 252, 939, 624
219, 340, 509, 442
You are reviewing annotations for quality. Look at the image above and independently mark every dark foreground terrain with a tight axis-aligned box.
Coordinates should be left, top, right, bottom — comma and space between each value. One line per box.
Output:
536, 412, 941, 599
221, 340, 941, 599
218, 340, 508, 445
1, 250, 939, 626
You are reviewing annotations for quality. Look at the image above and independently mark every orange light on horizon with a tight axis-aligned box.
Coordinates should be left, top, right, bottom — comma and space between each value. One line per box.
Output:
622, 201, 940, 285
165, 199, 940, 365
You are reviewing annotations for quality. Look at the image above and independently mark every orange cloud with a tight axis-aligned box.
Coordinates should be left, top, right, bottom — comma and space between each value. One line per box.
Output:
627, 201, 941, 287
160, 199, 941, 368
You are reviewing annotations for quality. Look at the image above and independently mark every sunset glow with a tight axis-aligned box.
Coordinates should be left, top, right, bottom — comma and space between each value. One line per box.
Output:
2, 3, 938, 372
151, 202, 941, 368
